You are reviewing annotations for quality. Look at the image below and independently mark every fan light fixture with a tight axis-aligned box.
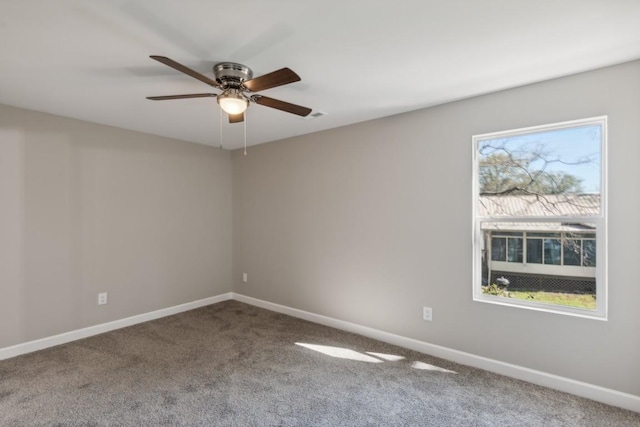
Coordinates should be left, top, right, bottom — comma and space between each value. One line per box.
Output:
217, 90, 248, 115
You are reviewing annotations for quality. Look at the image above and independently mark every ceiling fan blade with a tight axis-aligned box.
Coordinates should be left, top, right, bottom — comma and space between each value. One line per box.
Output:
243, 68, 301, 92
147, 93, 217, 100
229, 113, 245, 123
150, 55, 219, 88
254, 95, 312, 117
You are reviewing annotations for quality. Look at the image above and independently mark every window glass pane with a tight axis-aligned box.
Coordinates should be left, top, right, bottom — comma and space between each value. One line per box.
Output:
479, 219, 600, 312
583, 239, 597, 267
477, 124, 601, 217
526, 239, 543, 264
563, 239, 582, 266
544, 239, 561, 265
507, 238, 523, 262
491, 237, 506, 261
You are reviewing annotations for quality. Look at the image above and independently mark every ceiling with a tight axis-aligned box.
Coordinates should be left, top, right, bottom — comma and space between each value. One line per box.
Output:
1, 1, 640, 150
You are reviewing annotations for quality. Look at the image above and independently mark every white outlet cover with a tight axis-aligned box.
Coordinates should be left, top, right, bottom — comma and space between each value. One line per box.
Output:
98, 292, 108, 305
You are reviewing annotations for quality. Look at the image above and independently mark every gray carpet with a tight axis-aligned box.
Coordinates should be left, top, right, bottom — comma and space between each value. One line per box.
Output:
0, 300, 638, 426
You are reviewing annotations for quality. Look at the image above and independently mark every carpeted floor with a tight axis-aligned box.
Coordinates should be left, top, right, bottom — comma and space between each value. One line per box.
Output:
0, 300, 638, 426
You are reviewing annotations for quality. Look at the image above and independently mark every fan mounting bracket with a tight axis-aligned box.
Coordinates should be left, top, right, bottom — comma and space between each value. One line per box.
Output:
213, 62, 253, 89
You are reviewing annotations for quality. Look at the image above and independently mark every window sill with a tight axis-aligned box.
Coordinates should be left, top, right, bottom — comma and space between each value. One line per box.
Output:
473, 293, 607, 321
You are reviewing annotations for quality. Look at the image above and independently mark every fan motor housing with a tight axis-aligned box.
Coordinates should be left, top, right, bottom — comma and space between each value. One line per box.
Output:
213, 62, 253, 88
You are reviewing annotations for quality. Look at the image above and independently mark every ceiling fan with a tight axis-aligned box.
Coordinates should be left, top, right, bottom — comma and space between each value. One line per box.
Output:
146, 55, 312, 123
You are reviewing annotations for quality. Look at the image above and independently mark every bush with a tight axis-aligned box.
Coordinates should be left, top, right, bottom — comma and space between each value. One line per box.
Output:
482, 283, 510, 297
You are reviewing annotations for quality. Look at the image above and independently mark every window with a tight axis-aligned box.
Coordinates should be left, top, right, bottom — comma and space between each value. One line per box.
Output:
473, 117, 607, 319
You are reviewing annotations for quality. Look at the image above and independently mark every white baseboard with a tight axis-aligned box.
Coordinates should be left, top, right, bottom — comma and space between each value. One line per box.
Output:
231, 293, 640, 414
1, 291, 638, 413
0, 293, 233, 361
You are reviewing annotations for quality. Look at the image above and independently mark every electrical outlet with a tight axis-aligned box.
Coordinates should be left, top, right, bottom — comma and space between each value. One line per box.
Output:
242, 273, 248, 283
98, 292, 108, 305
423, 306, 432, 321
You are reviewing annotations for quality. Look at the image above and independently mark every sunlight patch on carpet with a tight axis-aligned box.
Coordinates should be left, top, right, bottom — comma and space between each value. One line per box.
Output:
296, 343, 457, 372
295, 343, 383, 363
366, 352, 405, 361
411, 361, 457, 373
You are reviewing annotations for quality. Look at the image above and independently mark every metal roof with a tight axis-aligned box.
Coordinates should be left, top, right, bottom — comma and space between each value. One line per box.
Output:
481, 222, 596, 232
478, 194, 600, 217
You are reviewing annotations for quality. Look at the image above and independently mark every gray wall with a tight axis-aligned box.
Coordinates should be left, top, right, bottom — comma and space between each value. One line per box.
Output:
232, 60, 640, 396
0, 105, 232, 349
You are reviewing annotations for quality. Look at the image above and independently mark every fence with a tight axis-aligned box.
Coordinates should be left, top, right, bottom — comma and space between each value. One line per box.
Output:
489, 271, 595, 293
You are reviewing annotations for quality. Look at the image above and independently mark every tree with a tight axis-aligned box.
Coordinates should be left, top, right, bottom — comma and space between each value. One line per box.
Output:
478, 141, 587, 196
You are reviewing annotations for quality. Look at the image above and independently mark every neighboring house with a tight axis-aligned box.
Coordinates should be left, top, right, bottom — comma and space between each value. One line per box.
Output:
478, 194, 599, 292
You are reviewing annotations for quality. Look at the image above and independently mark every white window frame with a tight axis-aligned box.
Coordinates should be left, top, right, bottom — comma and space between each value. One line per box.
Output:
472, 116, 607, 320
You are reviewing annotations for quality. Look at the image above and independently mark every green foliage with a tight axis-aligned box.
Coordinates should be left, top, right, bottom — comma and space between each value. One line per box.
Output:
482, 283, 510, 297
482, 285, 596, 310
509, 291, 596, 310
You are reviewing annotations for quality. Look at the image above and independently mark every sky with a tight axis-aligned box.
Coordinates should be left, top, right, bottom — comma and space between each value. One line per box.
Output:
478, 123, 602, 193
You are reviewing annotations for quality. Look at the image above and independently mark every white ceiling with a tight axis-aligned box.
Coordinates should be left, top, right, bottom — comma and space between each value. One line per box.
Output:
1, 1, 640, 150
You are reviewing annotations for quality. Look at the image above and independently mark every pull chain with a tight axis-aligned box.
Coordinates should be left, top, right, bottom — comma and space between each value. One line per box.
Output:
219, 107, 223, 149
243, 109, 247, 156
